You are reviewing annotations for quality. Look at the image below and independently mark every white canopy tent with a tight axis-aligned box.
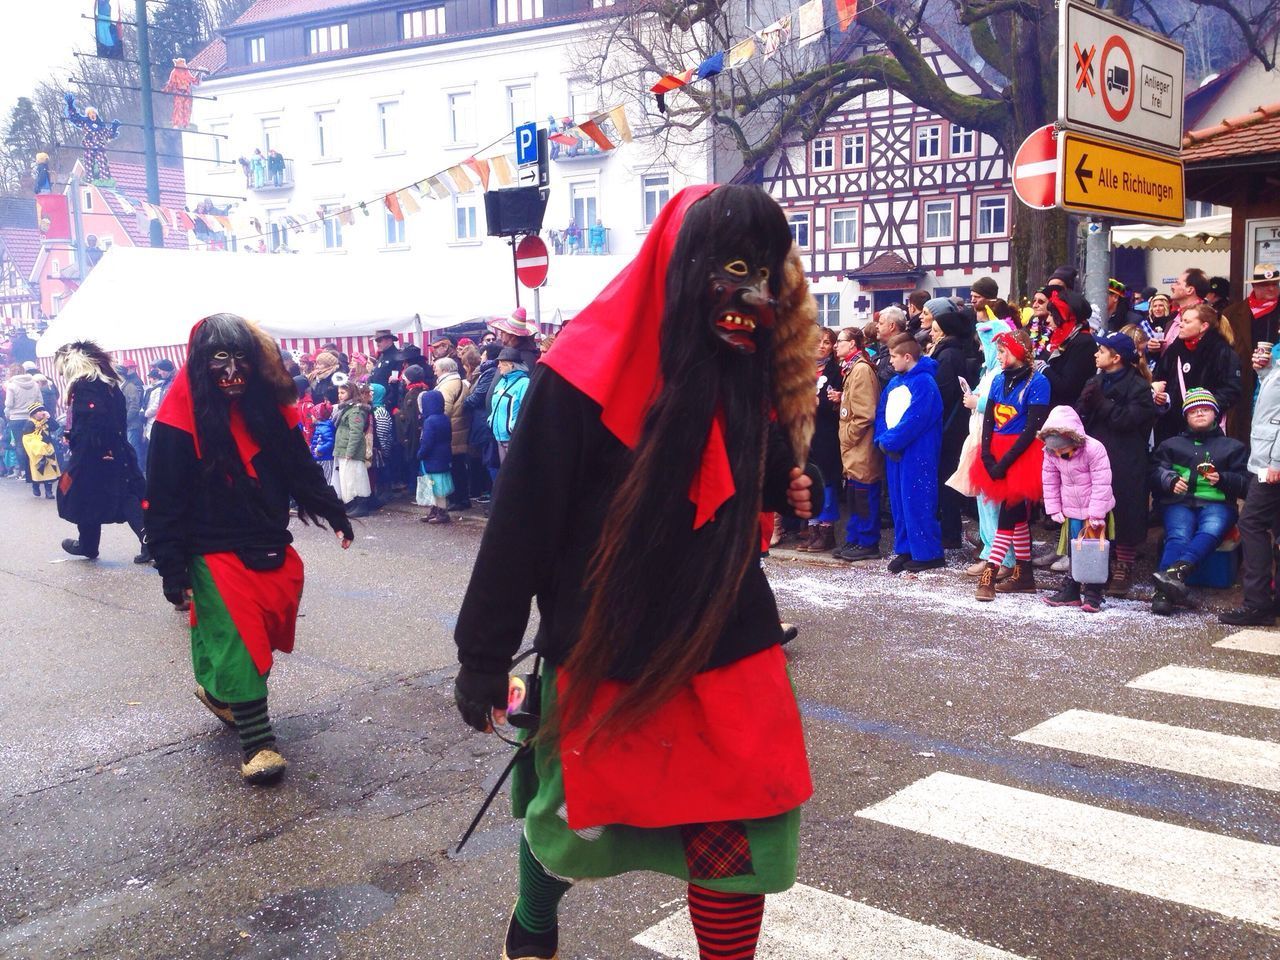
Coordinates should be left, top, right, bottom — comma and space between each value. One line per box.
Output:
37, 245, 622, 358
1111, 214, 1232, 252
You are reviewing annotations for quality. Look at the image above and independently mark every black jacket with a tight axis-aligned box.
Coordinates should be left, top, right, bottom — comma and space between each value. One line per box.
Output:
463, 358, 498, 447
145, 414, 349, 588
1076, 367, 1158, 545
56, 378, 144, 526
369, 345, 402, 410
1150, 426, 1248, 507
455, 365, 814, 680
1041, 327, 1098, 409
930, 336, 981, 455
1153, 327, 1243, 445
873, 346, 895, 387
811, 355, 844, 483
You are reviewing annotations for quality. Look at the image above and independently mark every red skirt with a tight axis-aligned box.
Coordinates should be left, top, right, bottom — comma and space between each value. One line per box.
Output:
969, 432, 1044, 504
557, 645, 812, 830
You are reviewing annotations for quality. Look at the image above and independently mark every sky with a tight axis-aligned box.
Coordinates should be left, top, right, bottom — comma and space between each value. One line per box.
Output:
0, 1, 120, 121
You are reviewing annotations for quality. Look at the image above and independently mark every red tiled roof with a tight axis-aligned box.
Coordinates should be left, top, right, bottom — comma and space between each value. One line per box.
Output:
232, 0, 365, 26
1182, 102, 1280, 162
0, 227, 42, 279
849, 252, 922, 277
190, 37, 227, 75
94, 161, 190, 249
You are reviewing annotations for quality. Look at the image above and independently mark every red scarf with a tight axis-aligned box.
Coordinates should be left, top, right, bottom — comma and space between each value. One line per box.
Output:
542, 185, 731, 528
1182, 333, 1203, 352
1249, 291, 1279, 319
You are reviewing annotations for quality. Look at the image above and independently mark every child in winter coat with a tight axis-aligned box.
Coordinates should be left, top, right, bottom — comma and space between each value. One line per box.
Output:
367, 383, 395, 505
1149, 388, 1249, 615
1075, 331, 1158, 598
1038, 405, 1116, 612
873, 333, 944, 572
332, 383, 372, 515
21, 402, 60, 499
416, 389, 454, 523
309, 401, 336, 483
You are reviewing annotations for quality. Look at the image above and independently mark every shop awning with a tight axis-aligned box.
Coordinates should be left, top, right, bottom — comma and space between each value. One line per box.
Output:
1110, 214, 1231, 252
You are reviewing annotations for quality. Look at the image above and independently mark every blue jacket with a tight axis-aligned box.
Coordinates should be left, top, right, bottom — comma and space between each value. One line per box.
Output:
488, 369, 530, 443
416, 390, 453, 472
310, 419, 335, 461
874, 355, 943, 460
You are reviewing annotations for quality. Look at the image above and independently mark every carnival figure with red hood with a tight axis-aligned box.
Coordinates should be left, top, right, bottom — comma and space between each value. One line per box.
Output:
454, 185, 821, 960
145, 314, 354, 784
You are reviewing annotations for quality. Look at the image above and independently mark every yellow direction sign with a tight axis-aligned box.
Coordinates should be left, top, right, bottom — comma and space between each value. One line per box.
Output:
1058, 132, 1184, 224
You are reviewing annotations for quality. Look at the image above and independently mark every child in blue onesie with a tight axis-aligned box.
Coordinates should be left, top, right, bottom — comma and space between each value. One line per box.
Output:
874, 333, 944, 572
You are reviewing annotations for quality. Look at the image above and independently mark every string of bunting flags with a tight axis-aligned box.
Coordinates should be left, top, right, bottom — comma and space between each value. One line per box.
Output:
649, 0, 861, 112
113, 103, 634, 247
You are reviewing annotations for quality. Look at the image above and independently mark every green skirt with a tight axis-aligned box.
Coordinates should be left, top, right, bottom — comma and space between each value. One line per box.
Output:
510, 665, 801, 894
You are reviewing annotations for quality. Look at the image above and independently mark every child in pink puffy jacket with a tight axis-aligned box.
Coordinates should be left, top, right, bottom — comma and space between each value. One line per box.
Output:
1038, 405, 1116, 612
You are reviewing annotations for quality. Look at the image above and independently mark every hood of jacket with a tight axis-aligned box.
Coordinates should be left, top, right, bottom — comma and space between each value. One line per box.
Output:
1039, 404, 1087, 444
976, 319, 1005, 375
903, 355, 938, 382
8, 373, 36, 390
421, 389, 445, 417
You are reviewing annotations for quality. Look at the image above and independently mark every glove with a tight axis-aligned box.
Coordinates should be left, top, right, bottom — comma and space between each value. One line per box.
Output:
162, 575, 189, 608
334, 516, 355, 542
988, 458, 1009, 480
1077, 380, 1102, 413
454, 665, 510, 732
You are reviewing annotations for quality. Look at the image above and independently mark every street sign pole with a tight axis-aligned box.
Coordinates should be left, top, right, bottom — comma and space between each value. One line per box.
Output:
510, 237, 521, 309
533, 285, 541, 329
1084, 218, 1109, 334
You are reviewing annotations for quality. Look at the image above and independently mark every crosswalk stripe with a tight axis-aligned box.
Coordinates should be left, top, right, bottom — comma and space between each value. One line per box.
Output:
632, 882, 1028, 959
1013, 709, 1280, 792
1127, 665, 1280, 711
1215, 630, 1280, 657
855, 772, 1280, 931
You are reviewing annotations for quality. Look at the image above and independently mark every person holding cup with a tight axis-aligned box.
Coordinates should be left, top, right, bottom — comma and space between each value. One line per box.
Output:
1151, 303, 1242, 446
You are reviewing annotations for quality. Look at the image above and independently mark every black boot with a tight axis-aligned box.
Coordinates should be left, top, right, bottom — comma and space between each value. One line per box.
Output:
133, 542, 153, 565
1151, 588, 1175, 616
1043, 577, 1082, 607
61, 538, 98, 560
1081, 585, 1104, 613
1152, 561, 1193, 605
345, 497, 370, 518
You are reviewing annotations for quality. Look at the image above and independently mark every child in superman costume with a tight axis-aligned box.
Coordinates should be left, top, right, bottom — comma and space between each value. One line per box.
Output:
453, 185, 822, 960
145, 315, 353, 784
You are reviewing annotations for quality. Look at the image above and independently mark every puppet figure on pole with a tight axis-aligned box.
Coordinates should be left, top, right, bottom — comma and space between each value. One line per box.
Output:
64, 93, 120, 186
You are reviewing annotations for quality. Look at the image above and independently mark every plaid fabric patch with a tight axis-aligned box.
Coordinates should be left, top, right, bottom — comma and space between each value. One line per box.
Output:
681, 821, 754, 880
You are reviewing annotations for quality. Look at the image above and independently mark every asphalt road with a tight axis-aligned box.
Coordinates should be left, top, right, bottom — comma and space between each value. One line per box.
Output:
0, 479, 1277, 960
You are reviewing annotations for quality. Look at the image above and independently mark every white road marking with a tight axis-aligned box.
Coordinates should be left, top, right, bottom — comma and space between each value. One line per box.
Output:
1013, 709, 1280, 792
1215, 630, 1280, 657
633, 882, 1027, 959
1127, 665, 1280, 711
855, 772, 1280, 931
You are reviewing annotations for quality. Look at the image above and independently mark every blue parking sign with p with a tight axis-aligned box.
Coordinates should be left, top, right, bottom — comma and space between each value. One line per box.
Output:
516, 122, 538, 166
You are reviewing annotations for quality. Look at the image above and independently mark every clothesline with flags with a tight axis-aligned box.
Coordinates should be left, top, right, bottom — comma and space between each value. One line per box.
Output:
649, 0, 867, 112
112, 103, 634, 247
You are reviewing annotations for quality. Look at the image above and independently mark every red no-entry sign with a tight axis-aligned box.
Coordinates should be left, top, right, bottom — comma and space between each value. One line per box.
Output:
515, 235, 549, 289
1012, 125, 1059, 211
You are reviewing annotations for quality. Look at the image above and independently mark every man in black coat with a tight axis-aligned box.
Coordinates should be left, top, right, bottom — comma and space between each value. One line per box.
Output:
369, 329, 401, 409
1106, 279, 1135, 333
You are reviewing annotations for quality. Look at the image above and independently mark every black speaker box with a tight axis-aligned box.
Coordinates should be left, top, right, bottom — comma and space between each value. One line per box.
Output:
484, 186, 549, 237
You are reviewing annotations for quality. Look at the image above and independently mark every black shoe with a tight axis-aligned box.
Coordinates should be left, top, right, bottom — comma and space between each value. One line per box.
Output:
1218, 606, 1276, 627
503, 907, 558, 960
835, 544, 880, 562
44, 489, 54, 500
941, 538, 963, 551
780, 622, 799, 644
904, 557, 946, 572
31, 485, 41, 497
1151, 590, 1175, 616
886, 553, 910, 573
1044, 578, 1082, 607
1152, 562, 1193, 605
133, 545, 153, 565
1081, 587, 1104, 613
61, 538, 98, 560
345, 499, 370, 518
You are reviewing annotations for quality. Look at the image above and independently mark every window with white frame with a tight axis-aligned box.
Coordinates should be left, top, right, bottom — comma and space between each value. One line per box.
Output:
814, 293, 840, 326
841, 132, 865, 167
830, 208, 859, 246
261, 117, 282, 152
570, 180, 598, 229
454, 195, 479, 240
314, 110, 336, 158
400, 6, 445, 38
448, 91, 474, 144
788, 211, 810, 248
495, 0, 543, 24
811, 137, 835, 171
642, 172, 670, 227
976, 195, 1008, 238
923, 199, 954, 241
950, 125, 974, 156
308, 23, 349, 54
568, 86, 598, 119
385, 209, 406, 246
916, 124, 942, 161
592, 0, 615, 6
210, 122, 229, 163
377, 101, 400, 152
506, 84, 534, 131
247, 36, 266, 63
321, 204, 343, 249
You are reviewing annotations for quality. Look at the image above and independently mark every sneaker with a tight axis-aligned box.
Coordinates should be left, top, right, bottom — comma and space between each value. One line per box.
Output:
1050, 555, 1070, 573
1043, 579, 1082, 607
240, 748, 288, 784
904, 557, 946, 572
1080, 588, 1104, 613
1152, 562, 1193, 606
886, 553, 910, 573
1218, 606, 1277, 627
1151, 591, 1175, 616
133, 544, 153, 565
195, 685, 235, 728
502, 905, 558, 960
835, 544, 880, 562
